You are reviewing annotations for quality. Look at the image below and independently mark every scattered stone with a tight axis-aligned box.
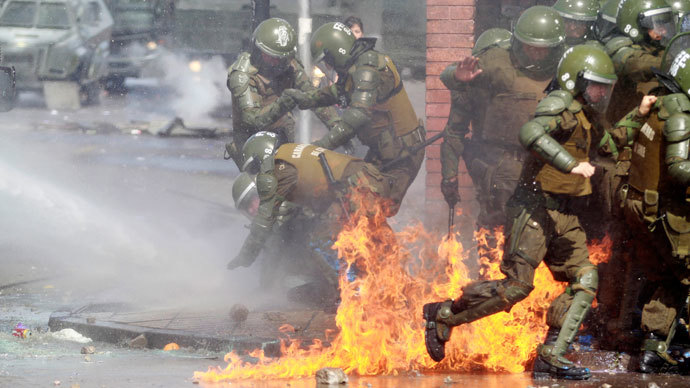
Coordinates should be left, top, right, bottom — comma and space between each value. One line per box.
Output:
315, 367, 348, 385
54, 381, 60, 386
366, 384, 372, 388
86, 317, 96, 324
229, 304, 249, 323
600, 384, 612, 388
80, 346, 95, 354
444, 376, 453, 384
84, 355, 91, 362
128, 334, 147, 349
648, 383, 660, 388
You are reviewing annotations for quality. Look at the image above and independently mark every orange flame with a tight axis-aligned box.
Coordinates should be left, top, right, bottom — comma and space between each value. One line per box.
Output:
195, 195, 611, 382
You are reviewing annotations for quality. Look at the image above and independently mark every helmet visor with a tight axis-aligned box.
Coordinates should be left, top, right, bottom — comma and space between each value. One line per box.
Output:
640, 8, 677, 47
258, 51, 292, 77
236, 182, 260, 220
579, 73, 616, 113
563, 18, 594, 45
512, 39, 563, 74
594, 15, 617, 41
681, 13, 690, 33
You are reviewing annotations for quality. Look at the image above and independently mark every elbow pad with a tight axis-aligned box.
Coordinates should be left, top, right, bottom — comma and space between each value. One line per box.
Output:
520, 120, 577, 173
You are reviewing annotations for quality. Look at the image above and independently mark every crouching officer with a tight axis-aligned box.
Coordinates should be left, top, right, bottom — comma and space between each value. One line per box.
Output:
225, 18, 344, 167
423, 45, 617, 380
226, 131, 393, 272
608, 33, 690, 373
279, 22, 424, 216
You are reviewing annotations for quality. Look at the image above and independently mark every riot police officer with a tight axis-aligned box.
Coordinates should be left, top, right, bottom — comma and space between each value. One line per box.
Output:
606, 33, 690, 373
225, 18, 344, 167
279, 22, 425, 216
438, 5, 566, 228
423, 45, 617, 380
553, 0, 600, 46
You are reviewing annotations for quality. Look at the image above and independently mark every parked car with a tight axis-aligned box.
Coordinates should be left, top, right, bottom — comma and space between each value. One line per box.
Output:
0, 0, 113, 107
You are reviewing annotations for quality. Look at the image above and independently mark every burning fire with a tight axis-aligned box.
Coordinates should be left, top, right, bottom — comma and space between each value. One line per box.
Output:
195, 196, 611, 382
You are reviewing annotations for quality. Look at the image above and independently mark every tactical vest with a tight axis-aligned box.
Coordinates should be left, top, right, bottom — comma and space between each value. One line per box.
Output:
629, 112, 667, 194
535, 110, 593, 196
343, 53, 419, 148
481, 71, 550, 149
274, 143, 354, 202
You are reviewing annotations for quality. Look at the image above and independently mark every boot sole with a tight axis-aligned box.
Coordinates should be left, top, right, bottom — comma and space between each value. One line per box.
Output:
423, 303, 446, 362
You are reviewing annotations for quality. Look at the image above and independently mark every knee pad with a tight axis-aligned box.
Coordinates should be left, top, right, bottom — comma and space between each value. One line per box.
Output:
573, 265, 598, 295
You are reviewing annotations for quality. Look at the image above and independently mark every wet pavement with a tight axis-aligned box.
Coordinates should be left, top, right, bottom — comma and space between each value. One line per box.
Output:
2, 82, 690, 387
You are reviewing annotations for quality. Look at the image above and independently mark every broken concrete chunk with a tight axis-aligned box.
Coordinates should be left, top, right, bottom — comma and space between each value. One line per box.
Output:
315, 368, 348, 385
80, 346, 95, 354
444, 376, 453, 383
51, 328, 92, 343
600, 384, 612, 388
648, 383, 660, 388
128, 334, 147, 349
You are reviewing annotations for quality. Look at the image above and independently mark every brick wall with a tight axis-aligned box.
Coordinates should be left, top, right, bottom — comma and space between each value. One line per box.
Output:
425, 0, 477, 227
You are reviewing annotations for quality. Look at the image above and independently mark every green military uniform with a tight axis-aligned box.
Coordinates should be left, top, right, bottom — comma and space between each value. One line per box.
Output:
225, 18, 342, 167
282, 22, 425, 216
607, 37, 690, 370
439, 6, 564, 228
424, 45, 618, 380
228, 133, 392, 271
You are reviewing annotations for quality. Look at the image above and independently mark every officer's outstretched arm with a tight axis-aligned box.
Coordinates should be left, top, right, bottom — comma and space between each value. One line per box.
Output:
519, 119, 578, 173
228, 71, 296, 132
227, 173, 279, 270
664, 113, 690, 186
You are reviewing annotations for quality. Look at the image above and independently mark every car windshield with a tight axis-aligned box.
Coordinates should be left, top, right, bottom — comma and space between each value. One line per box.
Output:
0, 1, 37, 28
36, 3, 71, 29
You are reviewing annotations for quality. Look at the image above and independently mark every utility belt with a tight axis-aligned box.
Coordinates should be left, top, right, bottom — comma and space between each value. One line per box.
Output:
373, 120, 425, 162
398, 121, 426, 149
623, 185, 690, 260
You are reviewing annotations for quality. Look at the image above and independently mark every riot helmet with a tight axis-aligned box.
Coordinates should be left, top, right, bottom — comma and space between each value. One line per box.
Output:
662, 32, 690, 94
617, 0, 677, 47
667, 0, 690, 32
310, 22, 356, 73
512, 6, 566, 75
251, 18, 297, 78
232, 172, 259, 219
594, 0, 622, 41
472, 28, 512, 56
557, 44, 618, 112
241, 131, 283, 174
553, 0, 599, 45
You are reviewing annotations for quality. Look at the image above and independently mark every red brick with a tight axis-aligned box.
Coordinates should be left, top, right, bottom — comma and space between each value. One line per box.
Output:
427, 6, 450, 20
427, 34, 474, 48
426, 187, 444, 201
428, 20, 474, 34
428, 47, 472, 62
425, 76, 444, 91
426, 89, 450, 103
427, 172, 442, 185
449, 6, 475, 20
426, 158, 443, 173
426, 117, 447, 131
426, 144, 441, 159
426, 61, 453, 77
426, 103, 450, 118
427, 0, 475, 5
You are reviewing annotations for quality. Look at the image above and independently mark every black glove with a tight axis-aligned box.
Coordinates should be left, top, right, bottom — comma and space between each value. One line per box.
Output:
441, 177, 461, 207
276, 93, 297, 112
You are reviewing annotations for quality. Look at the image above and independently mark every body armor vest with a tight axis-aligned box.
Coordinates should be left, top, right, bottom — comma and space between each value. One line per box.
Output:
629, 112, 668, 194
535, 110, 593, 196
481, 72, 550, 150
274, 143, 355, 202
344, 53, 419, 147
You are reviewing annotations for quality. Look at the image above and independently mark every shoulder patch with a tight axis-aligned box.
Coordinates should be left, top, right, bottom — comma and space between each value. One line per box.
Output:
535, 90, 573, 116
605, 36, 633, 57
663, 112, 690, 142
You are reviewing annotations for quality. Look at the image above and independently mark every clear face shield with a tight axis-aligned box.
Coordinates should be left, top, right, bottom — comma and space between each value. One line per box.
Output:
235, 180, 260, 220
512, 38, 563, 74
564, 18, 595, 45
578, 72, 616, 113
594, 13, 618, 40
257, 50, 293, 78
639, 8, 677, 47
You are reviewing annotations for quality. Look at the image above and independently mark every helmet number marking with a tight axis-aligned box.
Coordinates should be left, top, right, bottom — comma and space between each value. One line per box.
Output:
339, 48, 347, 55
670, 51, 690, 77
333, 22, 352, 35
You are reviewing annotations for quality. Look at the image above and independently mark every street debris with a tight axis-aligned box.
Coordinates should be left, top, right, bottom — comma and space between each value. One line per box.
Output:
81, 346, 95, 354
315, 368, 348, 385
51, 328, 92, 343
600, 384, 612, 388
128, 334, 148, 349
12, 323, 31, 338
229, 303, 249, 323
443, 376, 453, 384
163, 343, 180, 351
86, 317, 96, 324
648, 383, 660, 388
